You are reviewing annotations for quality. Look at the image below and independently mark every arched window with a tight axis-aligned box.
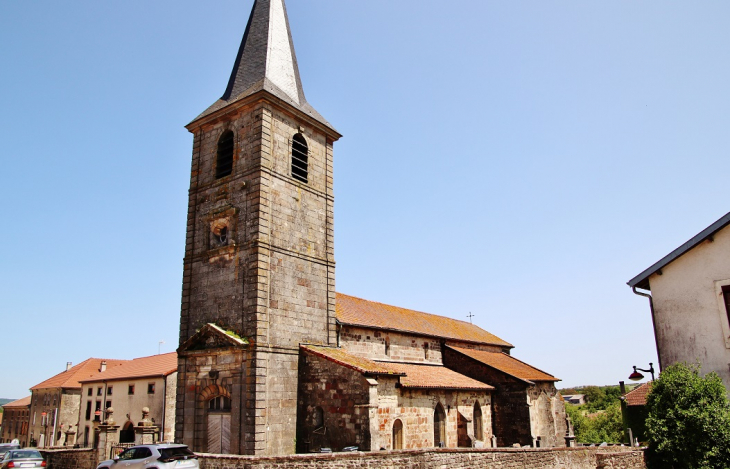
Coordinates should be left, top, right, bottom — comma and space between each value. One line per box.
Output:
215, 130, 234, 179
473, 402, 483, 441
208, 395, 231, 411
291, 133, 308, 183
434, 403, 446, 447
392, 419, 403, 450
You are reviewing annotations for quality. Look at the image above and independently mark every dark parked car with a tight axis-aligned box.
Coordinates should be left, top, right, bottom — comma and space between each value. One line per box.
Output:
0, 449, 46, 468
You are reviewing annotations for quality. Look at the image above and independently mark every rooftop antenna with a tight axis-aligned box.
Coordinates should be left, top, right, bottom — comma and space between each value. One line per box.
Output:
467, 312, 474, 324
158, 340, 165, 355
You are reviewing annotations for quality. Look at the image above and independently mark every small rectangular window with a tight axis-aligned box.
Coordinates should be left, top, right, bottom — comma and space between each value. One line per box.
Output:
87, 388, 92, 397
128, 385, 135, 395
106, 401, 111, 409
148, 383, 155, 394
97, 387, 102, 396
107, 386, 113, 396
85, 402, 91, 421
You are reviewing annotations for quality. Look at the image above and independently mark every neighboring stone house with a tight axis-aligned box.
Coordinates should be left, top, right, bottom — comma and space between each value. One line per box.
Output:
77, 352, 178, 447
628, 211, 730, 390
29, 358, 127, 448
1, 396, 31, 445
176, 0, 566, 456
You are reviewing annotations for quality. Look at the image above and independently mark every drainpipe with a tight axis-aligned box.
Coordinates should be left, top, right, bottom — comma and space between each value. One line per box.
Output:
632, 286, 663, 370
161, 375, 168, 442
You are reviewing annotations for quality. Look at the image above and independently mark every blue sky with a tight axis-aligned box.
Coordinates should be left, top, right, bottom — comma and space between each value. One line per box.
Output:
1, 1, 728, 399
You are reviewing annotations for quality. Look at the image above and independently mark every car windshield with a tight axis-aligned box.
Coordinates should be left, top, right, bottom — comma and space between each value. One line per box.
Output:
9, 450, 42, 459
159, 447, 196, 460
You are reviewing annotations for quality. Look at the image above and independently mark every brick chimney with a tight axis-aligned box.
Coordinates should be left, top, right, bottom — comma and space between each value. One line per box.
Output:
100, 361, 107, 372
66, 362, 72, 371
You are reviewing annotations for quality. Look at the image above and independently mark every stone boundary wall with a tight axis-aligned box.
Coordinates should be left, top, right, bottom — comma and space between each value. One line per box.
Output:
41, 448, 96, 469
37, 446, 645, 469
198, 447, 645, 469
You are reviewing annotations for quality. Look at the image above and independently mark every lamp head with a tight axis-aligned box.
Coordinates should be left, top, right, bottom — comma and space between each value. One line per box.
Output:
629, 366, 644, 381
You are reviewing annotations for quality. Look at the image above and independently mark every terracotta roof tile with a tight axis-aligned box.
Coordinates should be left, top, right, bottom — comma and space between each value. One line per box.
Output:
380, 362, 494, 391
79, 352, 178, 383
30, 358, 128, 390
301, 346, 403, 376
624, 382, 652, 406
448, 346, 559, 382
336, 293, 513, 347
2, 396, 31, 408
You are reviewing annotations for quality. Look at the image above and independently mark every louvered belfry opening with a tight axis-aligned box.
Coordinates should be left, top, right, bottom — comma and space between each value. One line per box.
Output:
215, 130, 234, 179
291, 133, 308, 183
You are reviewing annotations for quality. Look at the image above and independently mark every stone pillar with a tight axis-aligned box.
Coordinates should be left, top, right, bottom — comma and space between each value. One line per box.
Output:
95, 425, 120, 462
135, 407, 158, 445
64, 426, 77, 447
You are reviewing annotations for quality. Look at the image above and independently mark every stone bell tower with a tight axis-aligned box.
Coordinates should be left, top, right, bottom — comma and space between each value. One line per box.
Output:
175, 0, 340, 456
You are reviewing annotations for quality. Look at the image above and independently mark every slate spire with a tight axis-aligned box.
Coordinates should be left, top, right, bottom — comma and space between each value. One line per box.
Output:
193, 0, 333, 130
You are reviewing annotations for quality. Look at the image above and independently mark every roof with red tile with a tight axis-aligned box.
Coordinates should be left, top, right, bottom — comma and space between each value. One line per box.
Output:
624, 382, 652, 406
2, 396, 31, 408
79, 352, 178, 383
448, 346, 559, 383
30, 358, 128, 390
301, 345, 404, 376
336, 293, 513, 348
380, 362, 494, 391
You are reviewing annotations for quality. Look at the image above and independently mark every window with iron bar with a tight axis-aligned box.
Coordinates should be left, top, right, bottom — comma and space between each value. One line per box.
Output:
291, 133, 309, 183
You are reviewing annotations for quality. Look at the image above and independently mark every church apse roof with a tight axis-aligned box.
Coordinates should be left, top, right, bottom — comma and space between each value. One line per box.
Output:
447, 346, 559, 383
302, 346, 493, 391
301, 345, 404, 376
381, 362, 494, 391
336, 293, 513, 348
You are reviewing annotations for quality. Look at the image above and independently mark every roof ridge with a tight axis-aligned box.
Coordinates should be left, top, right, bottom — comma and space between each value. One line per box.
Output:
337, 292, 480, 327
628, 211, 730, 290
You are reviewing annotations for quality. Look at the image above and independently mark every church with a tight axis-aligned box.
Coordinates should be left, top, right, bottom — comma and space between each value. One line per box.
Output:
175, 0, 567, 456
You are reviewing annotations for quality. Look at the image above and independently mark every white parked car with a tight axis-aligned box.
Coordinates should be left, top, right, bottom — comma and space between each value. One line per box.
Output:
96, 444, 198, 469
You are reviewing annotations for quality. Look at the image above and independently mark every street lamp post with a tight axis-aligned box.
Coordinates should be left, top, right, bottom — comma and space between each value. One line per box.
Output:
629, 363, 655, 381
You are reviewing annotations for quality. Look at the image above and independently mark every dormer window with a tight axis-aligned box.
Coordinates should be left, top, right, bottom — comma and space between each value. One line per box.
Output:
291, 133, 308, 183
215, 130, 234, 179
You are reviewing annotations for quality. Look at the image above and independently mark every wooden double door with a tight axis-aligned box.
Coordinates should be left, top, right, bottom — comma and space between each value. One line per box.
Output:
207, 412, 231, 454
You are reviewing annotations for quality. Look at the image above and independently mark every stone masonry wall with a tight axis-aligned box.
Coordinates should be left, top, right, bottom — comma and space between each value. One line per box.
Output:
527, 381, 567, 448
197, 447, 645, 469
443, 347, 534, 447
179, 93, 338, 457
41, 448, 96, 469
339, 328, 508, 365
297, 349, 371, 453
176, 348, 247, 454
373, 379, 492, 451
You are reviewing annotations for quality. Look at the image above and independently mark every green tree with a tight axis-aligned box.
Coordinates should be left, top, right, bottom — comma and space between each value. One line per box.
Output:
567, 401, 624, 444
645, 363, 730, 469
